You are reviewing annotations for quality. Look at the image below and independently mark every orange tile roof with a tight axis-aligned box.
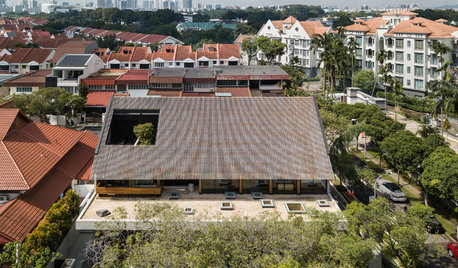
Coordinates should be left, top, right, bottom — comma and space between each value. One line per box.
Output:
282, 16, 298, 24
234, 34, 255, 44
85, 91, 115, 107
52, 40, 96, 63
299, 21, 330, 37
0, 110, 98, 243
147, 90, 182, 97
381, 10, 418, 16
344, 17, 389, 34
117, 69, 152, 85
385, 17, 458, 38
7, 48, 53, 64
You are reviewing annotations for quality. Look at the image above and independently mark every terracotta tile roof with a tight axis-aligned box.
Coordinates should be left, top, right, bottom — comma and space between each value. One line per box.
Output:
7, 48, 53, 64
88, 29, 107, 37
64, 25, 78, 32
283, 16, 298, 24
80, 28, 96, 34
385, 17, 458, 38
81, 69, 127, 85
85, 91, 115, 107
152, 45, 176, 61
0, 111, 97, 243
299, 21, 330, 37
217, 44, 241, 59
3, 69, 51, 87
117, 69, 152, 85
344, 17, 389, 34
174, 45, 193, 61
0, 37, 25, 49
381, 10, 418, 16
181, 92, 215, 97
98, 30, 119, 38
216, 87, 251, 97
135, 34, 167, 44
52, 40, 96, 63
234, 34, 255, 44
35, 36, 72, 48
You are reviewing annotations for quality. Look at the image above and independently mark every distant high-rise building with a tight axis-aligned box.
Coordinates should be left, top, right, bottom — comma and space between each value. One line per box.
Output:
85, 2, 94, 7
162, 0, 169, 9
143, 0, 153, 10
204, 4, 211, 9
214, 4, 221, 9
0, 0, 6, 7
97, 0, 114, 8
182, 0, 191, 10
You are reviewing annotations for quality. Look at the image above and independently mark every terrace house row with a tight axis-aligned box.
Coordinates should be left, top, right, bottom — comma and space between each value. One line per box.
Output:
99, 44, 242, 70
257, 16, 331, 77
343, 10, 458, 97
64, 26, 183, 48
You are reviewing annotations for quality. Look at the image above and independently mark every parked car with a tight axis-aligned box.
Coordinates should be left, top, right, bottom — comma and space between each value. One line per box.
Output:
447, 242, 458, 259
376, 179, 407, 202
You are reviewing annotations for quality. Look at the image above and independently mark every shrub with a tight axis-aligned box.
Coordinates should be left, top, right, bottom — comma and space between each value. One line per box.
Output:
0, 190, 80, 268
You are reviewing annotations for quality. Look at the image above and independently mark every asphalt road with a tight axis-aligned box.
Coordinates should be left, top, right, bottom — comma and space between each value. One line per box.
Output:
419, 234, 457, 268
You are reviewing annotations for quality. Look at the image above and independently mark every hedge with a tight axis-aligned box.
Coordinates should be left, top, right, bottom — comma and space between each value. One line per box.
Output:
376, 92, 430, 113
0, 190, 80, 268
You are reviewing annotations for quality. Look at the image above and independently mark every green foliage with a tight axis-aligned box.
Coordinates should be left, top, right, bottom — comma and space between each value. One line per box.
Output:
234, 23, 256, 36
0, 191, 79, 268
345, 198, 434, 268
353, 70, 375, 93
380, 130, 425, 175
332, 12, 353, 27
413, 9, 458, 22
97, 34, 124, 51
133, 123, 156, 145
86, 202, 377, 268
9, 87, 85, 121
193, 38, 214, 51
256, 36, 286, 64
376, 91, 432, 113
241, 37, 258, 65
420, 147, 458, 200
14, 42, 39, 48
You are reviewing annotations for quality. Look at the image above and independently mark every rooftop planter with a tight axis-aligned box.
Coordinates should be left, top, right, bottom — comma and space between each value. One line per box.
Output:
183, 207, 194, 214
317, 199, 330, 207
225, 191, 236, 199
220, 201, 234, 210
260, 199, 274, 208
168, 192, 180, 199
284, 202, 305, 214
251, 192, 263, 199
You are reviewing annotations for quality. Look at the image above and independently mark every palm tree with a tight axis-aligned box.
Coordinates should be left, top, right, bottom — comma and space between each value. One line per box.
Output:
427, 80, 456, 133
431, 41, 451, 79
389, 77, 403, 122
347, 37, 358, 87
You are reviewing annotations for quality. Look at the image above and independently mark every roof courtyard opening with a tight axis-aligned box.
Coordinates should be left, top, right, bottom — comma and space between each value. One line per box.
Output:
106, 109, 159, 145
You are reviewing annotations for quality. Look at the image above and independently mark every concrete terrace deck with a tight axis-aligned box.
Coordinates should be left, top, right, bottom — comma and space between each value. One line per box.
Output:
77, 187, 340, 230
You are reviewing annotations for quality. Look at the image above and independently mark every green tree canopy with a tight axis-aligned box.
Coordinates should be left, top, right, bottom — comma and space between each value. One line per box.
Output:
353, 70, 376, 93
241, 37, 258, 65
133, 123, 156, 145
256, 36, 286, 64
420, 147, 458, 200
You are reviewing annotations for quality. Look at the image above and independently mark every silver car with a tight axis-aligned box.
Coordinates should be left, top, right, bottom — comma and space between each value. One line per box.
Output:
376, 179, 407, 202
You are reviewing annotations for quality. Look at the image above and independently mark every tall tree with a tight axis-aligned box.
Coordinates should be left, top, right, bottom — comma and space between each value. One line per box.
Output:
241, 37, 258, 66
256, 36, 286, 64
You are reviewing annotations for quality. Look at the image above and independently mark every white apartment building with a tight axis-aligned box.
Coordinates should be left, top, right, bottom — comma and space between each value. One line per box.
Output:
257, 16, 330, 78
343, 10, 458, 98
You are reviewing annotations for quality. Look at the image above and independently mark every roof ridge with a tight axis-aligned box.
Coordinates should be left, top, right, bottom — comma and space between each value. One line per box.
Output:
17, 47, 32, 63
1, 140, 29, 190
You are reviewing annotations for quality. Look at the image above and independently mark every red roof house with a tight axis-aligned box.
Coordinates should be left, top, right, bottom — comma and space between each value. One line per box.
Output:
0, 109, 98, 244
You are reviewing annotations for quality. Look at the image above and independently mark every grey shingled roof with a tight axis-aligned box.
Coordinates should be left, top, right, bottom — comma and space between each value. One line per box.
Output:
92, 97, 333, 181
56, 54, 91, 67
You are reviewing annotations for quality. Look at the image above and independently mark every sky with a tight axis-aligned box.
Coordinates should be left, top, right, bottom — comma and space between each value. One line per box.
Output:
10, 0, 457, 9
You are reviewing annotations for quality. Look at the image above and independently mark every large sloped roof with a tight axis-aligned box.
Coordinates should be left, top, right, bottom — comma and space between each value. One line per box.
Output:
92, 97, 333, 182
0, 108, 98, 242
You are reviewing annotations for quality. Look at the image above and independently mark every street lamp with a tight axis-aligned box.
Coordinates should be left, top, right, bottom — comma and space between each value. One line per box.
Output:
373, 172, 393, 199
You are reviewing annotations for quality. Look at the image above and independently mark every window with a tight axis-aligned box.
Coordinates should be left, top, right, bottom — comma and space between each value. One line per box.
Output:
414, 79, 423, 90
407, 66, 411, 73
199, 61, 209, 67
132, 64, 136, 67
395, 64, 403, 74
356, 48, 362, 56
30, 65, 39, 71
22, 65, 26, 69
356, 37, 362, 45
395, 39, 403, 49
367, 37, 373, 45
184, 83, 193, 92
407, 54, 411, 61
294, 40, 299, 46
176, 62, 181, 66
105, 85, 115, 90
217, 80, 237, 86
220, 61, 224, 64
414, 53, 423, 64
155, 62, 164, 68
407, 40, 411, 47
294, 49, 298, 55
238, 80, 248, 86
396, 77, 403, 85
414, 40, 423, 50
407, 80, 411, 86
414, 66, 423, 77
128, 84, 148, 90
89, 85, 102, 90
430, 68, 437, 78
395, 52, 404, 61
366, 61, 374, 69
16, 87, 32, 93
431, 54, 438, 65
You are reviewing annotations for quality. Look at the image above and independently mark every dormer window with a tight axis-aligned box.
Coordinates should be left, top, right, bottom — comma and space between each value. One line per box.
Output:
208, 47, 216, 52
295, 27, 299, 32
166, 49, 173, 53
123, 50, 130, 54
267, 26, 271, 30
